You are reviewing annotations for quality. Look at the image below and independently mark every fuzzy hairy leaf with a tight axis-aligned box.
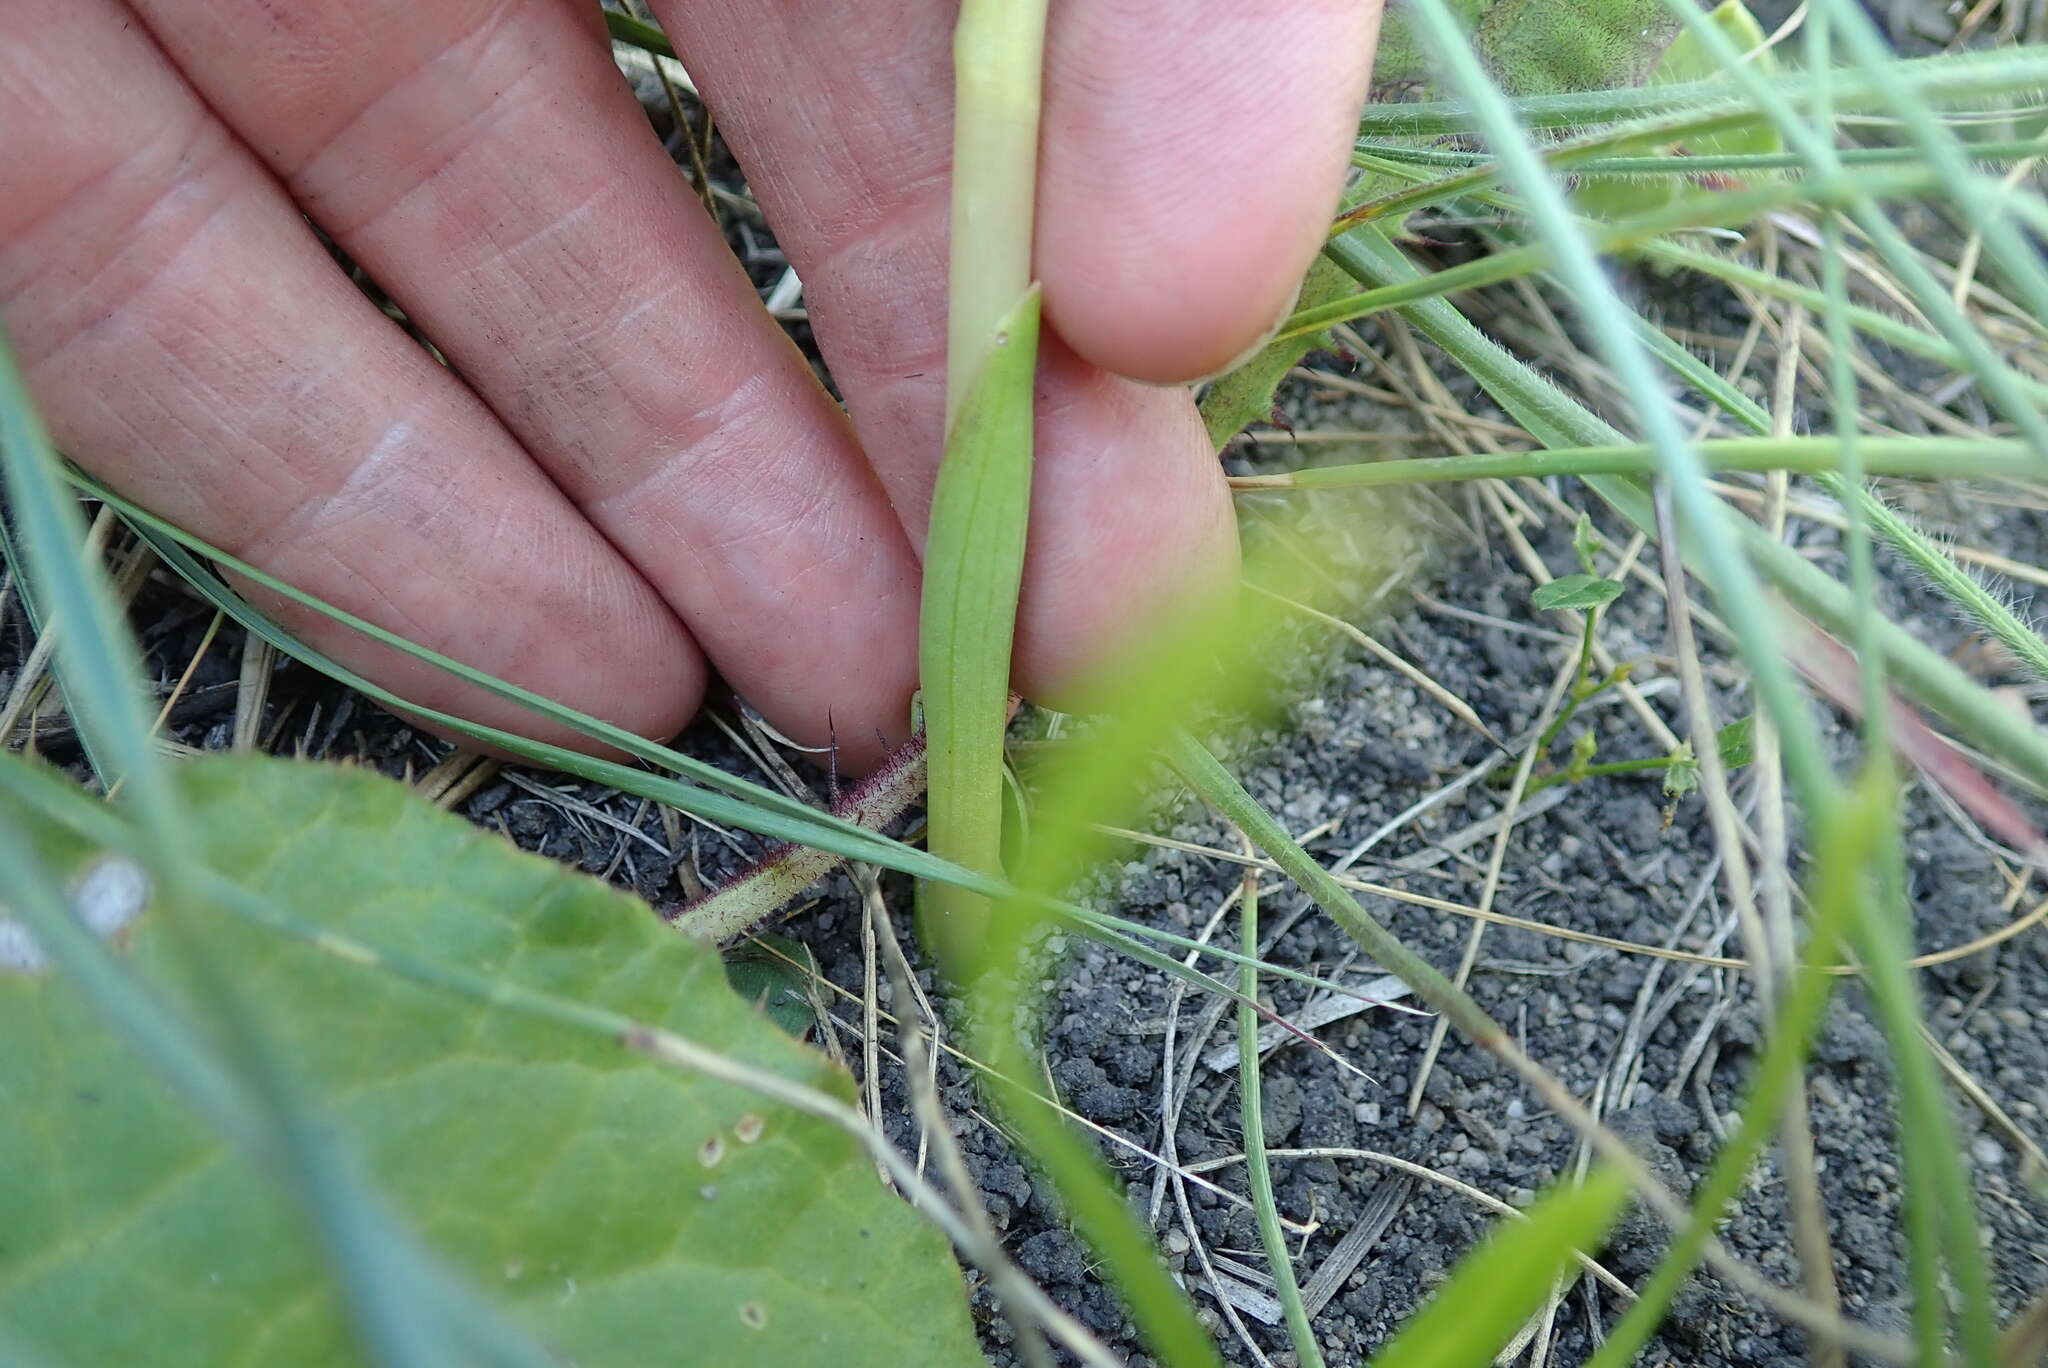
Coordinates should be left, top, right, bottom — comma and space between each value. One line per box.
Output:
1574, 0, 1782, 216
0, 754, 979, 1367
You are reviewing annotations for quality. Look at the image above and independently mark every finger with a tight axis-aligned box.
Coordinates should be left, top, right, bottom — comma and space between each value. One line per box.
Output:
120, 0, 925, 768
652, 0, 1242, 703
0, 1, 705, 750
1036, 1, 1381, 384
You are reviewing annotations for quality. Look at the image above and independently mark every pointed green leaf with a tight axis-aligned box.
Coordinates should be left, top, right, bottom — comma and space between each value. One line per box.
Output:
919, 286, 1042, 952
0, 754, 979, 1367
1532, 573, 1624, 612
1716, 714, 1757, 768
1655, 0, 1783, 161
1367, 1170, 1629, 1367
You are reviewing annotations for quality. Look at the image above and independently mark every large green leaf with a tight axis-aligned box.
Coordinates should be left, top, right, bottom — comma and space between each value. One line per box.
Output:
0, 754, 980, 1366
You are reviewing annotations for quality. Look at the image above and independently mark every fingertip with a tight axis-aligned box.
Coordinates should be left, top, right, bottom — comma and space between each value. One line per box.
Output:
1044, 238, 1310, 386
1036, 0, 1378, 384
1010, 342, 1241, 706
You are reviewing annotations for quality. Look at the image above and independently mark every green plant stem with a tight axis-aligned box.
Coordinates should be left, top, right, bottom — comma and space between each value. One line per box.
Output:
1293, 168, 1938, 340
945, 0, 1047, 427
1338, 103, 1811, 229
1527, 753, 1683, 793
1838, 482, 2048, 684
1613, 281, 2048, 692
1642, 238, 2048, 384
1236, 865, 1323, 1368
1353, 45, 2048, 136
1356, 134, 2048, 174
1228, 436, 2034, 489
1534, 612, 1605, 755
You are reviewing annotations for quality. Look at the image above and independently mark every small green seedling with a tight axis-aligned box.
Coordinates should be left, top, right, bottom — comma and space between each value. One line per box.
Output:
1501, 516, 1754, 805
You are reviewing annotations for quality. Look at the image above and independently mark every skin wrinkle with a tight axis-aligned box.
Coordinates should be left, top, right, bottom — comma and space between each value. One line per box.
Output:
199, 0, 530, 209
674, 6, 954, 259
4, 119, 237, 375
252, 541, 449, 660
6, 91, 380, 538
179, 0, 915, 756
229, 0, 912, 551
5, 0, 709, 749
0, 117, 213, 341
594, 367, 802, 519
254, 429, 462, 563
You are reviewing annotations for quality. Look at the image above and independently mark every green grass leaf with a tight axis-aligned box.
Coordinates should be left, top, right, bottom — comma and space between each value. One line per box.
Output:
919, 285, 1042, 958
1354, 45, 2048, 136
0, 753, 979, 1367
1366, 1169, 1629, 1366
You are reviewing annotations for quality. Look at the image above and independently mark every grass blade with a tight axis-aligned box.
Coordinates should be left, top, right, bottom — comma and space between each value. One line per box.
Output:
1353, 45, 2048, 136
1236, 860, 1324, 1367
1366, 1169, 1629, 1367
920, 287, 1043, 956
1229, 435, 2033, 488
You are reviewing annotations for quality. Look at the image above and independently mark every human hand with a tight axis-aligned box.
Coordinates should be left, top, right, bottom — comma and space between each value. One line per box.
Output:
0, 0, 1379, 771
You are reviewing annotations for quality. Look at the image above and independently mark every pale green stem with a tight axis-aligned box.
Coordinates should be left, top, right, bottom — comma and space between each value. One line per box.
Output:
1355, 135, 2048, 174
1227, 436, 2036, 488
946, 0, 1048, 428
921, 0, 1052, 951
1290, 167, 1937, 340
1352, 46, 2048, 136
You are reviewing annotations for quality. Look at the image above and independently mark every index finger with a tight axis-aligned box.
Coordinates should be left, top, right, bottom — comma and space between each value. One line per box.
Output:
1037, 0, 1381, 383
